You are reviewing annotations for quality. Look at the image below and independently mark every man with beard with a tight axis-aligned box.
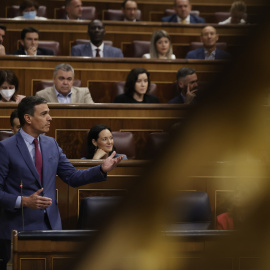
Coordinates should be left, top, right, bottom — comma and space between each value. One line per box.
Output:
186, 25, 231, 60
71, 20, 123, 57
168, 67, 198, 104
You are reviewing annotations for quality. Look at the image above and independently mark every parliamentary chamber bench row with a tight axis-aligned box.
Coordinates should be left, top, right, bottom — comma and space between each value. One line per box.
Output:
0, 19, 254, 57
1, 0, 264, 22
1, 56, 229, 102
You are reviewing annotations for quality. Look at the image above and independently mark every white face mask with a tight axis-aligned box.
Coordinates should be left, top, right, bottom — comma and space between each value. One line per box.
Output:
0, 89, 15, 101
23, 11, 37, 19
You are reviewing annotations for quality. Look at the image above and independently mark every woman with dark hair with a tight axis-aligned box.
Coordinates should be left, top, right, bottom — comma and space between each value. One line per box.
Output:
0, 70, 25, 103
114, 68, 160, 103
143, 30, 176, 59
86, 124, 127, 160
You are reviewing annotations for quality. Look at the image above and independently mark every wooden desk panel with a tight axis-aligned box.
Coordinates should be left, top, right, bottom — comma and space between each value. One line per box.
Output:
58, 160, 268, 230
13, 229, 258, 270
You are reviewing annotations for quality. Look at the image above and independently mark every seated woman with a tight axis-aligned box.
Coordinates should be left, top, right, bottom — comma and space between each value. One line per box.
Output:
114, 68, 160, 103
0, 70, 25, 103
86, 124, 127, 160
142, 30, 176, 60
218, 1, 246, 25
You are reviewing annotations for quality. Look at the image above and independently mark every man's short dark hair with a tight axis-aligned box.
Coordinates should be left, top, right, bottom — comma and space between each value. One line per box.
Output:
10, 109, 19, 127
21, 27, 39, 40
20, 0, 39, 12
122, 0, 137, 8
18, 96, 47, 127
0, 25, 6, 32
176, 67, 196, 81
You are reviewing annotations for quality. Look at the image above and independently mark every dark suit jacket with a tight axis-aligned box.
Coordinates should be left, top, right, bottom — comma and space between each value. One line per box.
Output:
12, 47, 54, 56
168, 94, 185, 104
161, 14, 205, 23
186, 47, 231, 60
0, 132, 106, 240
71, 42, 124, 57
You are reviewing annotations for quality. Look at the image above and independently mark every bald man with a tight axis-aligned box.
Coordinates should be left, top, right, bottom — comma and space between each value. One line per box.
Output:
186, 25, 231, 59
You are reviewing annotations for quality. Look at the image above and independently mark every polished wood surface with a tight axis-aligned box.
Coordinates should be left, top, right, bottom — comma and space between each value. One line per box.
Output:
13, 229, 257, 270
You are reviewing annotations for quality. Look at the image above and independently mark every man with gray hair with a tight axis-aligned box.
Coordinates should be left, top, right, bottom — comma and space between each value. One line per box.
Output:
36, 63, 94, 103
168, 67, 198, 104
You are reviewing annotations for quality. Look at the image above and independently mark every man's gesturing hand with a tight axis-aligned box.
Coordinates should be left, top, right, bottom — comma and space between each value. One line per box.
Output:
22, 188, 52, 209
101, 151, 124, 173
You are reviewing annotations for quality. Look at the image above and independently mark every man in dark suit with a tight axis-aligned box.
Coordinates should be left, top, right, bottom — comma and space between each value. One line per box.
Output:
13, 27, 54, 56
122, 0, 139, 21
162, 0, 205, 23
71, 20, 124, 57
0, 25, 6, 55
186, 25, 231, 60
169, 67, 198, 104
0, 96, 123, 270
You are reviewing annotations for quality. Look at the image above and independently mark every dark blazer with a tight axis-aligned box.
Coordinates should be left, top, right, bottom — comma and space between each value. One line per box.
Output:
0, 132, 106, 240
186, 47, 231, 60
161, 13, 205, 23
12, 47, 54, 56
168, 94, 185, 104
114, 93, 160, 103
71, 42, 124, 57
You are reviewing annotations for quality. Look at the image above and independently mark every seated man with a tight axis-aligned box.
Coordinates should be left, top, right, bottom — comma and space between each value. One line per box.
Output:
71, 20, 124, 57
10, 109, 20, 134
162, 0, 205, 23
169, 67, 198, 104
122, 0, 139, 21
14, 0, 47, 20
36, 63, 94, 103
0, 25, 6, 56
64, 0, 83, 20
186, 25, 231, 60
13, 27, 54, 56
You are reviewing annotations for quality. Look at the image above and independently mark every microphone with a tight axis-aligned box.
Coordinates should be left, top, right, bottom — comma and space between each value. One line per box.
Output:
20, 180, 24, 231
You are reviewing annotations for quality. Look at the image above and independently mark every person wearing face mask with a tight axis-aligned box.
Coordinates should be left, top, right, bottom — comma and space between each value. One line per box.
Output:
142, 30, 176, 59
14, 0, 47, 20
114, 68, 160, 103
0, 70, 25, 103
84, 124, 128, 160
